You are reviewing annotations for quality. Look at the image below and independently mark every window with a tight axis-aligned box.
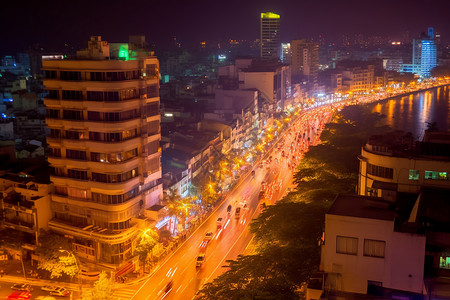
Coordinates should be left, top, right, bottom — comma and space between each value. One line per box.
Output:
49, 147, 61, 157
49, 129, 61, 138
87, 111, 101, 121
47, 89, 59, 99
66, 130, 84, 140
147, 140, 159, 155
67, 187, 88, 200
47, 109, 59, 119
145, 64, 158, 78
364, 239, 385, 258
66, 149, 87, 160
60, 71, 81, 81
45, 70, 57, 79
62, 90, 83, 100
146, 102, 159, 117
425, 171, 449, 180
409, 169, 419, 180
63, 110, 83, 120
367, 163, 393, 179
67, 169, 88, 180
86, 91, 104, 101
50, 167, 65, 177
147, 84, 159, 98
336, 236, 358, 255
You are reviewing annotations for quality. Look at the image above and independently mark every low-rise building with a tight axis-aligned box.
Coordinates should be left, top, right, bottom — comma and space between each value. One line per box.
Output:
358, 131, 450, 197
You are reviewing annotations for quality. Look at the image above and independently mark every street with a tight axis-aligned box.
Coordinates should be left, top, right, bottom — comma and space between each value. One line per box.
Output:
118, 108, 331, 300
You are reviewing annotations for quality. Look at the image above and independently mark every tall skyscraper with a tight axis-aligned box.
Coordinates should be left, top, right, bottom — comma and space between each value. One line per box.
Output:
403, 27, 437, 77
291, 39, 319, 90
280, 43, 291, 64
260, 12, 280, 60
43, 36, 162, 265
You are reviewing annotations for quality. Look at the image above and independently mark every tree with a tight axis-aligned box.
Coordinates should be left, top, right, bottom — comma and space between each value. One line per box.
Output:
35, 230, 78, 279
196, 108, 392, 298
37, 250, 79, 279
164, 188, 195, 233
82, 271, 115, 300
134, 229, 159, 272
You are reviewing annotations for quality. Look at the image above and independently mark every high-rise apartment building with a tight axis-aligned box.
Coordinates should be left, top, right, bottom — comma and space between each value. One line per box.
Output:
260, 12, 280, 60
402, 27, 437, 77
43, 36, 162, 265
280, 43, 291, 64
291, 39, 319, 90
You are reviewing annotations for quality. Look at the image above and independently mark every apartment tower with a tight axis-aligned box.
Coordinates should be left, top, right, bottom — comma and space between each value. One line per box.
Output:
43, 36, 162, 265
260, 12, 280, 60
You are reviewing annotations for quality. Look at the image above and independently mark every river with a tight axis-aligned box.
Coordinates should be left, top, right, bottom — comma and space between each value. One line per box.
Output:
366, 85, 450, 140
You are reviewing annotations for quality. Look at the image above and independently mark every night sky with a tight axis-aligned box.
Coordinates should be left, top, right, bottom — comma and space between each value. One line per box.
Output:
1, 0, 449, 55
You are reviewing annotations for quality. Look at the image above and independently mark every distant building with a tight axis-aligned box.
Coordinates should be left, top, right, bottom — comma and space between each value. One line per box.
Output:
0, 163, 52, 246
401, 27, 437, 77
280, 43, 291, 64
43, 36, 162, 265
291, 39, 319, 92
260, 12, 280, 60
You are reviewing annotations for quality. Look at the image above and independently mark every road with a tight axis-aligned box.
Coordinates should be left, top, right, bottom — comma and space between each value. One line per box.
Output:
115, 108, 332, 300
0, 280, 81, 299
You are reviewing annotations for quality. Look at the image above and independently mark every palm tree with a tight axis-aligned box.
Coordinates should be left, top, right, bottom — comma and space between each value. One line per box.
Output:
164, 188, 194, 234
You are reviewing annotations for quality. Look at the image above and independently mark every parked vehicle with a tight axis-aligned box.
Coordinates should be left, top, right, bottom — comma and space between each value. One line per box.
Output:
50, 287, 69, 297
11, 284, 33, 292
8, 291, 32, 300
41, 286, 61, 292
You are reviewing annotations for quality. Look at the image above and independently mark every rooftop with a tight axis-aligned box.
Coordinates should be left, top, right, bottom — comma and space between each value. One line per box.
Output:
328, 194, 397, 221
364, 130, 450, 160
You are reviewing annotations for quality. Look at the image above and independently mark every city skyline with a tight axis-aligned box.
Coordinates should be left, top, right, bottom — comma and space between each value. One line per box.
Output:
1, 0, 449, 55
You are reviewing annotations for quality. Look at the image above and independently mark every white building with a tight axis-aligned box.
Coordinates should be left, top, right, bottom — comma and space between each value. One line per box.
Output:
314, 195, 426, 298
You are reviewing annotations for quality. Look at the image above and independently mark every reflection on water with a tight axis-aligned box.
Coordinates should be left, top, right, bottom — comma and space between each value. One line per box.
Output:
367, 86, 450, 140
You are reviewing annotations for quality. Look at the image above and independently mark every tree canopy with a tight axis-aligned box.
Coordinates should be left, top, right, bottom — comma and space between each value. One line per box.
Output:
195, 106, 391, 299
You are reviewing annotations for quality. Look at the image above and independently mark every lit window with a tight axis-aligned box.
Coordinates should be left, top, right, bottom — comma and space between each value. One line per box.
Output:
409, 170, 419, 180
364, 239, 385, 258
336, 236, 358, 255
425, 171, 449, 180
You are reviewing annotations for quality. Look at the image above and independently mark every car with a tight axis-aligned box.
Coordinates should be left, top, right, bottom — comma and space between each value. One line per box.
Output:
7, 291, 32, 300
205, 232, 213, 240
50, 287, 69, 297
196, 254, 206, 268
11, 284, 33, 292
216, 217, 223, 230
41, 286, 59, 292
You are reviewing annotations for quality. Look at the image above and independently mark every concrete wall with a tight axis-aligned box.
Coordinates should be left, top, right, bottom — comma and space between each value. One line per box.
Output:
321, 214, 425, 294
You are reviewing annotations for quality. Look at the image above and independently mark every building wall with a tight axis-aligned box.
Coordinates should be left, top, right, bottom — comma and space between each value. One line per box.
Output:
358, 147, 450, 196
43, 43, 162, 265
241, 72, 275, 103
321, 214, 426, 294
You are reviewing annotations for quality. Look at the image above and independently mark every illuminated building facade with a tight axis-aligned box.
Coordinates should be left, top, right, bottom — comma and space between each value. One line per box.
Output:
260, 12, 280, 60
280, 43, 291, 64
43, 36, 162, 265
401, 27, 437, 77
